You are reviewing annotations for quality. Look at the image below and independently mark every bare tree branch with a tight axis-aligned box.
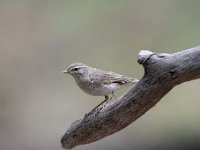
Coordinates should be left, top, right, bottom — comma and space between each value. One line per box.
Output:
61, 46, 200, 149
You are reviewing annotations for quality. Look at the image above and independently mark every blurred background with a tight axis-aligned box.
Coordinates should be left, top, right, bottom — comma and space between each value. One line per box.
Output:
0, 0, 200, 150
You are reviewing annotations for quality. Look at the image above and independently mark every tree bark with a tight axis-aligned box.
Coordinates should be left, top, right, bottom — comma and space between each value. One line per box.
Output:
61, 46, 200, 149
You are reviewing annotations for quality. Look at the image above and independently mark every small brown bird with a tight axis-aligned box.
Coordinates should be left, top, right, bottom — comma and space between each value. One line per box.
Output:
63, 63, 139, 107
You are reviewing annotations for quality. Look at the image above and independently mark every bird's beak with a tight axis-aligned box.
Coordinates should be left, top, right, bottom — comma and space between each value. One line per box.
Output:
62, 69, 68, 74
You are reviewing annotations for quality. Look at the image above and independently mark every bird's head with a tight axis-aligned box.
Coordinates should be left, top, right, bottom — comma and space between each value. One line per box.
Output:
62, 62, 89, 78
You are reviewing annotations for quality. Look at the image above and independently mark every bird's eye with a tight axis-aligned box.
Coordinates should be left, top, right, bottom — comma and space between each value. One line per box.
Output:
73, 67, 79, 71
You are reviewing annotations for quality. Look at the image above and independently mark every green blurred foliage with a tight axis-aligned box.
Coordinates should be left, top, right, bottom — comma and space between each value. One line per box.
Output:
0, 0, 200, 150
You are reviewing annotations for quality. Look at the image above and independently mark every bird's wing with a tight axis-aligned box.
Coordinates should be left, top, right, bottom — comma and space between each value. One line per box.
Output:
89, 70, 135, 85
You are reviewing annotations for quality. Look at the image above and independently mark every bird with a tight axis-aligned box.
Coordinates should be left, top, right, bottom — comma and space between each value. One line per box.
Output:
62, 62, 139, 108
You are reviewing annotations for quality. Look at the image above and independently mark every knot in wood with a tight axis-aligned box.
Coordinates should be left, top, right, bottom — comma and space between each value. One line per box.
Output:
138, 50, 155, 64
169, 68, 178, 79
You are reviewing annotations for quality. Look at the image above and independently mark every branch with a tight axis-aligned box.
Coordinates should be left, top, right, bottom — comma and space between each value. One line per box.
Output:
61, 46, 200, 149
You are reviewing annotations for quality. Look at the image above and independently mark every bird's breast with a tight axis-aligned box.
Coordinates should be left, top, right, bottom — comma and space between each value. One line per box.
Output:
75, 79, 120, 96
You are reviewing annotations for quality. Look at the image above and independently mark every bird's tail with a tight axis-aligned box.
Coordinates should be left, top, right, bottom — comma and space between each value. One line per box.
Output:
127, 78, 139, 86
130, 78, 139, 84
115, 77, 139, 86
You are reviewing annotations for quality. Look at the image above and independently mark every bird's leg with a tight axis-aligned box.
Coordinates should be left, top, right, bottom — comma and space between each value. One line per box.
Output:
105, 95, 109, 101
89, 95, 109, 112
110, 91, 115, 100
95, 95, 109, 109
85, 95, 111, 117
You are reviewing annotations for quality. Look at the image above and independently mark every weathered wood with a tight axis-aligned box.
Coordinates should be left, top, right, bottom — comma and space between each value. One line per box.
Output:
61, 46, 200, 149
